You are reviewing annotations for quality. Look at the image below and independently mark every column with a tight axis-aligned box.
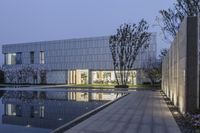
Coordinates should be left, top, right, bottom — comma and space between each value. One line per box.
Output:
88, 70, 92, 84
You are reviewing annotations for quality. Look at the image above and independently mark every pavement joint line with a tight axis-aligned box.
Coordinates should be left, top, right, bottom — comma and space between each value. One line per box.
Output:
51, 92, 129, 133
63, 91, 182, 133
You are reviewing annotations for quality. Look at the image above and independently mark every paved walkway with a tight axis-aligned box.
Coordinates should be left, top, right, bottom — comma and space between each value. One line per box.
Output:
64, 90, 181, 133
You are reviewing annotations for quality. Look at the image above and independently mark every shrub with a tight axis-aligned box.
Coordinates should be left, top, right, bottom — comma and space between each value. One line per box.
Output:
111, 80, 117, 84
143, 82, 151, 85
93, 80, 104, 84
185, 113, 200, 128
115, 85, 129, 88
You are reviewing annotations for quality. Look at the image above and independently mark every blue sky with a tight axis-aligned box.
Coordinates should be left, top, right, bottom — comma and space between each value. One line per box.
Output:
0, 0, 175, 64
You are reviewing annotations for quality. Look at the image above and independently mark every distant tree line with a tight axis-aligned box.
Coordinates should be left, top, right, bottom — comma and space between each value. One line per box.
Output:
1, 65, 46, 85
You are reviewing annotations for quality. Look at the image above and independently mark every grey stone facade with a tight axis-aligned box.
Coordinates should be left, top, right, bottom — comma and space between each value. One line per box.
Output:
162, 16, 199, 113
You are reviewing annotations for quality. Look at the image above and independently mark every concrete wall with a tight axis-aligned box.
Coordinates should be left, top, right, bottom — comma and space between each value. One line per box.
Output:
162, 16, 199, 113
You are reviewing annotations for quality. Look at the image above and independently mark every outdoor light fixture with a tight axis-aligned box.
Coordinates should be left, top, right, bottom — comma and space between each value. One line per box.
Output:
173, 111, 179, 115
26, 124, 31, 128
58, 118, 63, 121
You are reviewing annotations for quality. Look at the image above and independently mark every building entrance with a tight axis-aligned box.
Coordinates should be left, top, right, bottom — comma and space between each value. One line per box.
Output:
68, 69, 89, 84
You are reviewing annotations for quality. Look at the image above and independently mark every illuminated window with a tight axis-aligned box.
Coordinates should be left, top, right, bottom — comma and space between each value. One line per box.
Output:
5, 52, 22, 65
5, 104, 16, 116
97, 72, 100, 79
5, 53, 16, 65
40, 51, 45, 64
39, 106, 45, 118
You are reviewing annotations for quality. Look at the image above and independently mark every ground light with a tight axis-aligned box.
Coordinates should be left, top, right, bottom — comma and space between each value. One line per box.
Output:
26, 124, 31, 128
58, 118, 63, 121
173, 111, 179, 115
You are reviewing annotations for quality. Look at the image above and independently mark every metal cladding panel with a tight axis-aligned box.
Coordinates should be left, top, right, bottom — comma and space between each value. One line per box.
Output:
2, 35, 156, 71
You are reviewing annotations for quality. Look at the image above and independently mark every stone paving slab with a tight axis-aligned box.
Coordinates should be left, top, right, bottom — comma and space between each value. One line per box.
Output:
64, 90, 181, 133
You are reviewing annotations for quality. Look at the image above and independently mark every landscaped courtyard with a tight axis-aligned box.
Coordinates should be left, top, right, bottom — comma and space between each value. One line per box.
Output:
1, 0, 200, 133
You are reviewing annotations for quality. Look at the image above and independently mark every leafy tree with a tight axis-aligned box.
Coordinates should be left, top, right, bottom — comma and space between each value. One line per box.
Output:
143, 49, 168, 86
109, 19, 151, 87
143, 59, 161, 86
159, 48, 168, 61
159, 0, 200, 41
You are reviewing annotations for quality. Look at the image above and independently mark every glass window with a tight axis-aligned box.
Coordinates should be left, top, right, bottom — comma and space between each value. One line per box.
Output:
30, 106, 34, 118
4, 54, 6, 65
4, 52, 22, 65
30, 51, 34, 64
5, 53, 16, 65
16, 105, 22, 116
16, 52, 22, 64
39, 106, 45, 118
5, 104, 16, 116
40, 51, 45, 64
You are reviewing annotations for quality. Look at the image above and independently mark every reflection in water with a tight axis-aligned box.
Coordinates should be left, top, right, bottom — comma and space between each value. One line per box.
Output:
0, 90, 123, 130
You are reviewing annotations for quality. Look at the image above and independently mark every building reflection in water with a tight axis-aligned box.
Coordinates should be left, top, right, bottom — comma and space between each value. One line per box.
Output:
1, 90, 122, 129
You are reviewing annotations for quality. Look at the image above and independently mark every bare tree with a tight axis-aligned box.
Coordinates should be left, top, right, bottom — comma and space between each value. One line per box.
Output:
159, 48, 168, 61
3, 67, 18, 84
159, 0, 200, 41
3, 65, 45, 84
109, 19, 151, 87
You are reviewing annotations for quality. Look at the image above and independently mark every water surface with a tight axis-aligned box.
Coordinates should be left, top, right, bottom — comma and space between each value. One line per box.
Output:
0, 88, 123, 133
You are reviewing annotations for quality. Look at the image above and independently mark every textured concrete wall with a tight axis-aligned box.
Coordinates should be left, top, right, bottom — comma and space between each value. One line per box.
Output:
162, 16, 199, 113
186, 17, 198, 112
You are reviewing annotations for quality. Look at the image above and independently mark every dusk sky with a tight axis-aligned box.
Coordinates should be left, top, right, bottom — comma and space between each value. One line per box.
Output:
0, 0, 175, 64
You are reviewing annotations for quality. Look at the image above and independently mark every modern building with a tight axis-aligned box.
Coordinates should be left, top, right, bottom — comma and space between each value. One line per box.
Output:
2, 34, 157, 85
162, 16, 200, 113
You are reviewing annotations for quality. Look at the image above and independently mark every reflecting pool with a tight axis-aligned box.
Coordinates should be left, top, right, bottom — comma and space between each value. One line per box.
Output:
0, 88, 123, 133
